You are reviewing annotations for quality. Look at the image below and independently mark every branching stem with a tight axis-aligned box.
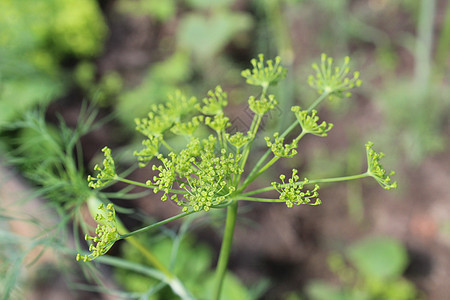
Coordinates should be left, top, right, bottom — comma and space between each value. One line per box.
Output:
240, 91, 328, 193
241, 172, 370, 197
117, 177, 187, 194
213, 200, 238, 300
119, 211, 195, 239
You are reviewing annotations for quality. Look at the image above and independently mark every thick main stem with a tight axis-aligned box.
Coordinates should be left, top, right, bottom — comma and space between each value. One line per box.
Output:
213, 200, 238, 300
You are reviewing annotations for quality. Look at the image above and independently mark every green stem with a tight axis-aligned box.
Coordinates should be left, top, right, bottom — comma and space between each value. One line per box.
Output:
239, 130, 307, 193
235, 84, 270, 185
308, 172, 369, 184
414, 0, 435, 89
240, 91, 328, 192
241, 172, 370, 197
96, 256, 194, 300
117, 177, 187, 194
239, 196, 285, 203
435, 1, 450, 74
253, 156, 279, 179
241, 121, 297, 190
307, 91, 330, 112
119, 211, 194, 239
126, 236, 172, 278
264, 0, 294, 64
117, 177, 152, 188
161, 139, 174, 152
213, 200, 238, 300
235, 114, 263, 186
217, 129, 224, 149
239, 155, 279, 193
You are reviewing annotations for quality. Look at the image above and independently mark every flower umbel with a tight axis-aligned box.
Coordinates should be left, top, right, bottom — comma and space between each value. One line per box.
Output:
196, 86, 228, 115
76, 203, 120, 262
205, 114, 231, 132
248, 94, 278, 116
308, 53, 362, 101
88, 147, 117, 188
241, 54, 287, 88
272, 169, 321, 208
226, 132, 251, 150
265, 132, 298, 158
365, 142, 398, 190
135, 90, 197, 138
292, 106, 334, 137
170, 116, 204, 137
134, 136, 161, 167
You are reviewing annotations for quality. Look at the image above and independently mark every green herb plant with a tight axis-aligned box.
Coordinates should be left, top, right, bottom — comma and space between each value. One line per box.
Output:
80, 53, 397, 300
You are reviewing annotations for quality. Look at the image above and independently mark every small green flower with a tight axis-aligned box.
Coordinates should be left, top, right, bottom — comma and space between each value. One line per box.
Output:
292, 106, 333, 137
145, 134, 243, 213
135, 90, 197, 138
248, 94, 278, 116
196, 86, 228, 115
365, 142, 398, 190
88, 147, 117, 188
135, 112, 173, 138
76, 203, 120, 262
226, 131, 251, 150
149, 153, 176, 201
272, 169, 321, 208
164, 90, 198, 120
177, 147, 241, 212
170, 116, 204, 137
265, 132, 298, 158
308, 53, 362, 101
134, 136, 161, 167
241, 54, 287, 89
205, 114, 231, 132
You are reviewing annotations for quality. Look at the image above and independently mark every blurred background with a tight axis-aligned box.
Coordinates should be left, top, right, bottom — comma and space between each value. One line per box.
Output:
0, 0, 449, 299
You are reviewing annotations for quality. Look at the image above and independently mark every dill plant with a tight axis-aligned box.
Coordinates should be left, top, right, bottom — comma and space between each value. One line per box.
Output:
80, 53, 397, 299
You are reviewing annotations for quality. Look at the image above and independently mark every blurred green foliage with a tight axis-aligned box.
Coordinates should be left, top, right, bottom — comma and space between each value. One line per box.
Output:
75, 61, 123, 106
116, 0, 176, 21
3, 107, 98, 208
116, 52, 192, 128
0, 0, 107, 126
305, 237, 422, 300
178, 11, 252, 59
114, 0, 253, 129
